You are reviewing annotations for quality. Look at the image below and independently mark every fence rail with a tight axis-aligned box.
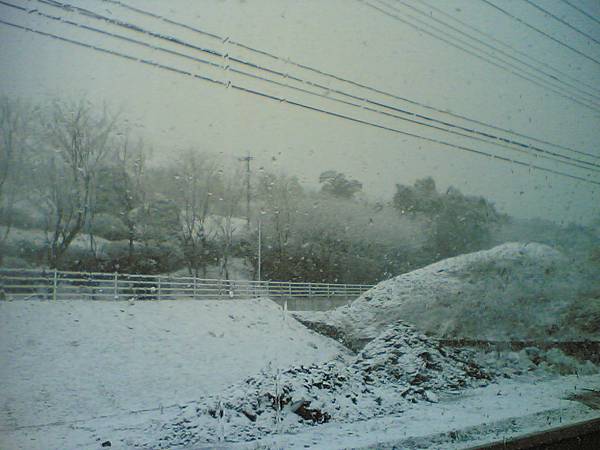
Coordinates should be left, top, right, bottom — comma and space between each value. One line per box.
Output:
0, 268, 374, 301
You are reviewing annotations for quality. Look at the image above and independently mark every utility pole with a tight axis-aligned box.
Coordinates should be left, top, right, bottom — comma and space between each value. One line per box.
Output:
257, 217, 262, 282
238, 154, 254, 229
239, 154, 261, 283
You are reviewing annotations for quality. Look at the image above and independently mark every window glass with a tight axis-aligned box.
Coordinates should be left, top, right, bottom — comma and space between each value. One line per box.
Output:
1, 1, 599, 448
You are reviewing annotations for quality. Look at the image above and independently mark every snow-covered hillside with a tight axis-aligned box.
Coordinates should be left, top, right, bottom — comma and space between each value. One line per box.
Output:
314, 242, 600, 345
0, 299, 348, 435
1, 294, 599, 449
2, 246, 599, 449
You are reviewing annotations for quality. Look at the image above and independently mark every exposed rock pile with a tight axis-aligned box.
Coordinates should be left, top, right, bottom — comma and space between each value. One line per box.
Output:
145, 321, 494, 447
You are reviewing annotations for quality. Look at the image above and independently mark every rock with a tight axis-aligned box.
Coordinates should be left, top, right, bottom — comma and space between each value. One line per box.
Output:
424, 391, 438, 403
289, 399, 308, 413
241, 409, 256, 422
101, 441, 111, 447
292, 401, 330, 423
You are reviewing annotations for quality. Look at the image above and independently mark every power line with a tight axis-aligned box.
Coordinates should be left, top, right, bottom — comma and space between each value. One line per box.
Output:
524, 0, 600, 47
0, 1, 224, 70
19, 0, 600, 172
363, 0, 600, 111
480, 0, 600, 67
0, 18, 225, 84
232, 85, 600, 186
411, 0, 600, 102
34, 0, 222, 60
1, 18, 598, 188
96, 0, 600, 162
561, 0, 600, 27
397, 0, 600, 104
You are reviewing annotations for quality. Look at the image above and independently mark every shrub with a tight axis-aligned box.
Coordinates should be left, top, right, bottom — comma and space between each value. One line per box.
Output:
90, 213, 129, 241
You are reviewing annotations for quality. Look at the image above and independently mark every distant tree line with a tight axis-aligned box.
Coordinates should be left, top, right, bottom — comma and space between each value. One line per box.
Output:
393, 176, 503, 258
0, 95, 518, 283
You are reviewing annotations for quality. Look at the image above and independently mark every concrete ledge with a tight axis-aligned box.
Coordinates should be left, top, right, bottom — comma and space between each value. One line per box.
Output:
269, 296, 352, 311
466, 417, 600, 450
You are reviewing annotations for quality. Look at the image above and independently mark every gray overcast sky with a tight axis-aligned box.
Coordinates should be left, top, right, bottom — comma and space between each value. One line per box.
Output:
1, 0, 599, 224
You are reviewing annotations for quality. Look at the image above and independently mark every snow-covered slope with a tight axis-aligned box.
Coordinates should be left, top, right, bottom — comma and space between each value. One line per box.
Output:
323, 242, 600, 344
0, 298, 349, 433
1, 294, 598, 449
106, 320, 598, 448
138, 320, 495, 447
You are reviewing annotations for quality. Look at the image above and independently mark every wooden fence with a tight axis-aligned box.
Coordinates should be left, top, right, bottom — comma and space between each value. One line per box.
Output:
0, 268, 374, 301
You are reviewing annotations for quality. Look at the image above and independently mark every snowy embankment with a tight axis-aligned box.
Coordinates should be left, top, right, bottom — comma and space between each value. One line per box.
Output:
0, 298, 349, 449
133, 322, 598, 448
140, 321, 493, 447
2, 297, 598, 449
299, 242, 600, 347
1, 243, 599, 449
221, 374, 600, 450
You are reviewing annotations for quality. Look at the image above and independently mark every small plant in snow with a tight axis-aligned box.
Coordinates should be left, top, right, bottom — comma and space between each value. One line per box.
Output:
274, 367, 282, 433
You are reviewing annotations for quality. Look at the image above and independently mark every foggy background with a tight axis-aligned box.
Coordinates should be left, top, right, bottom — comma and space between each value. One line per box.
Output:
1, 0, 598, 224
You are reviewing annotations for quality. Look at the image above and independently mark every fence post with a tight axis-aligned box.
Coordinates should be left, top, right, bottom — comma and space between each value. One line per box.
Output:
114, 272, 119, 300
193, 276, 197, 299
52, 269, 58, 301
308, 283, 312, 298
288, 281, 291, 298
157, 276, 162, 300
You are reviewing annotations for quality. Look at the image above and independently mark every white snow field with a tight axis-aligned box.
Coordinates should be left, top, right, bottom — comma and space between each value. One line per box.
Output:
131, 321, 599, 449
0, 298, 349, 449
314, 242, 600, 345
0, 300, 598, 450
1, 243, 599, 449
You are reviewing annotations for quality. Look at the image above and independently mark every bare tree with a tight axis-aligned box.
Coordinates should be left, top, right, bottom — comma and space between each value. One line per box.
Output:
0, 96, 33, 263
41, 99, 117, 267
176, 150, 220, 277
253, 172, 304, 278
213, 167, 244, 280
113, 135, 147, 266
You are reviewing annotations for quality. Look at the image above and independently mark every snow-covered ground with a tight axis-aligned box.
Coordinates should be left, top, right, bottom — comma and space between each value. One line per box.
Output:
130, 320, 599, 449
0, 298, 349, 449
1, 299, 598, 450
224, 374, 600, 450
3, 372, 598, 450
1, 243, 599, 449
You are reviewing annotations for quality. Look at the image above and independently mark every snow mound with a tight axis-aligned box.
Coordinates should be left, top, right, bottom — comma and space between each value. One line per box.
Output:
0, 298, 349, 431
144, 321, 493, 447
325, 242, 599, 343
